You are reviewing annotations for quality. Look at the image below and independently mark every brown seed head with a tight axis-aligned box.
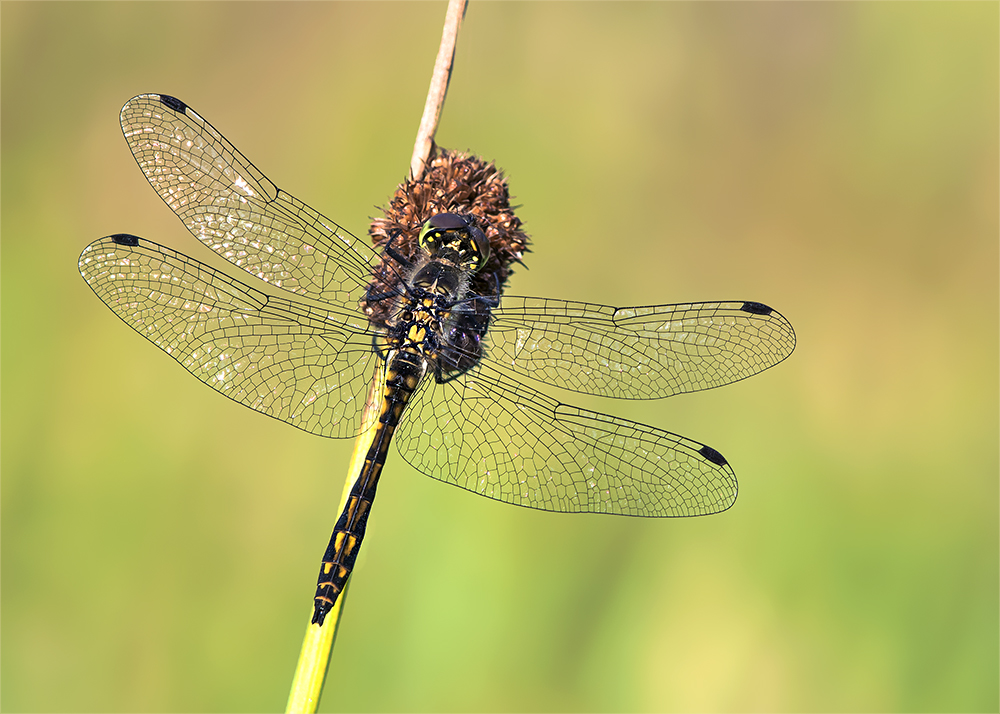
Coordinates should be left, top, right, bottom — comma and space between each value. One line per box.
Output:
364, 147, 530, 325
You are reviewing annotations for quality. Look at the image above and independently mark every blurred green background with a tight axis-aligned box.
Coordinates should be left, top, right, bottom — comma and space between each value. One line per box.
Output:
2, 2, 997, 712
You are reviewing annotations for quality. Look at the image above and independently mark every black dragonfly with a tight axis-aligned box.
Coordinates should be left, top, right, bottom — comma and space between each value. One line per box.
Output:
79, 94, 796, 626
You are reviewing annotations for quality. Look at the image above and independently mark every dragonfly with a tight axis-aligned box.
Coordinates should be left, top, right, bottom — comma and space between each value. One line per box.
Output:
79, 94, 796, 626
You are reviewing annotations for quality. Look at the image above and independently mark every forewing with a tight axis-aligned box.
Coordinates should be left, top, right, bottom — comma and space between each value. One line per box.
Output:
119, 93, 376, 305
487, 298, 796, 399
394, 363, 737, 517
79, 235, 378, 439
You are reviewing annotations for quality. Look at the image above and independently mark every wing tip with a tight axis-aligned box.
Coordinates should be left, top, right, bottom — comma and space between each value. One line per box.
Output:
739, 300, 797, 356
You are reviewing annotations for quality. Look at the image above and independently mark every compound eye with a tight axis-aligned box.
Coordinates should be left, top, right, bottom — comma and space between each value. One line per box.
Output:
428, 213, 467, 230
467, 225, 490, 272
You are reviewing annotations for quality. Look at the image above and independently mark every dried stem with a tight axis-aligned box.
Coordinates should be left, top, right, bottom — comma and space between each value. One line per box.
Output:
410, 0, 468, 180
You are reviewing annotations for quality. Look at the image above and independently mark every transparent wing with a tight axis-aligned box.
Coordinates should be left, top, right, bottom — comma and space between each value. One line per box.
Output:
79, 235, 379, 439
487, 297, 796, 399
394, 362, 737, 517
119, 93, 376, 305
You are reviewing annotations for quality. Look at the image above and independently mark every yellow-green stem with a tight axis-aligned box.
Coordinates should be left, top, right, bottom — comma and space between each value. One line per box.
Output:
285, 376, 382, 713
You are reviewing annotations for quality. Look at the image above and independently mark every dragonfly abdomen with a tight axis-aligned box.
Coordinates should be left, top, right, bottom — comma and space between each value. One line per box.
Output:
311, 348, 426, 625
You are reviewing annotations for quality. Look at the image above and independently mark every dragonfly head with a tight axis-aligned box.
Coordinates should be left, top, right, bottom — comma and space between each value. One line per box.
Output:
418, 213, 490, 273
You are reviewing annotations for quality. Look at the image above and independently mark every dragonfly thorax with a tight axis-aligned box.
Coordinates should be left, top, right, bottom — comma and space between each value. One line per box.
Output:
368, 214, 497, 381
382, 258, 484, 379
408, 259, 468, 299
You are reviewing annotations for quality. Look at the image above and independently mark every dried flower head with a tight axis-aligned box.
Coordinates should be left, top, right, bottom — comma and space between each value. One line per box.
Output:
364, 147, 530, 325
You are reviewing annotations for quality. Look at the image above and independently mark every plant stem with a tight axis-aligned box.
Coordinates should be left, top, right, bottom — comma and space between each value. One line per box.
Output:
410, 0, 468, 180
287, 2, 468, 710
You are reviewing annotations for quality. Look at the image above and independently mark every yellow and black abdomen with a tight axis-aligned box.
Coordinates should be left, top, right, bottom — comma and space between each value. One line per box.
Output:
311, 347, 426, 625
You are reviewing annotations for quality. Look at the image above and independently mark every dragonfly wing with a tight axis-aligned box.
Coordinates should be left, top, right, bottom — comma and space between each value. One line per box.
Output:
394, 362, 737, 517
487, 297, 796, 399
79, 235, 378, 439
119, 93, 376, 304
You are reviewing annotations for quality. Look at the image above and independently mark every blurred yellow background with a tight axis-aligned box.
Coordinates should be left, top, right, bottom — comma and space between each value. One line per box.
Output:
2, 2, 996, 711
